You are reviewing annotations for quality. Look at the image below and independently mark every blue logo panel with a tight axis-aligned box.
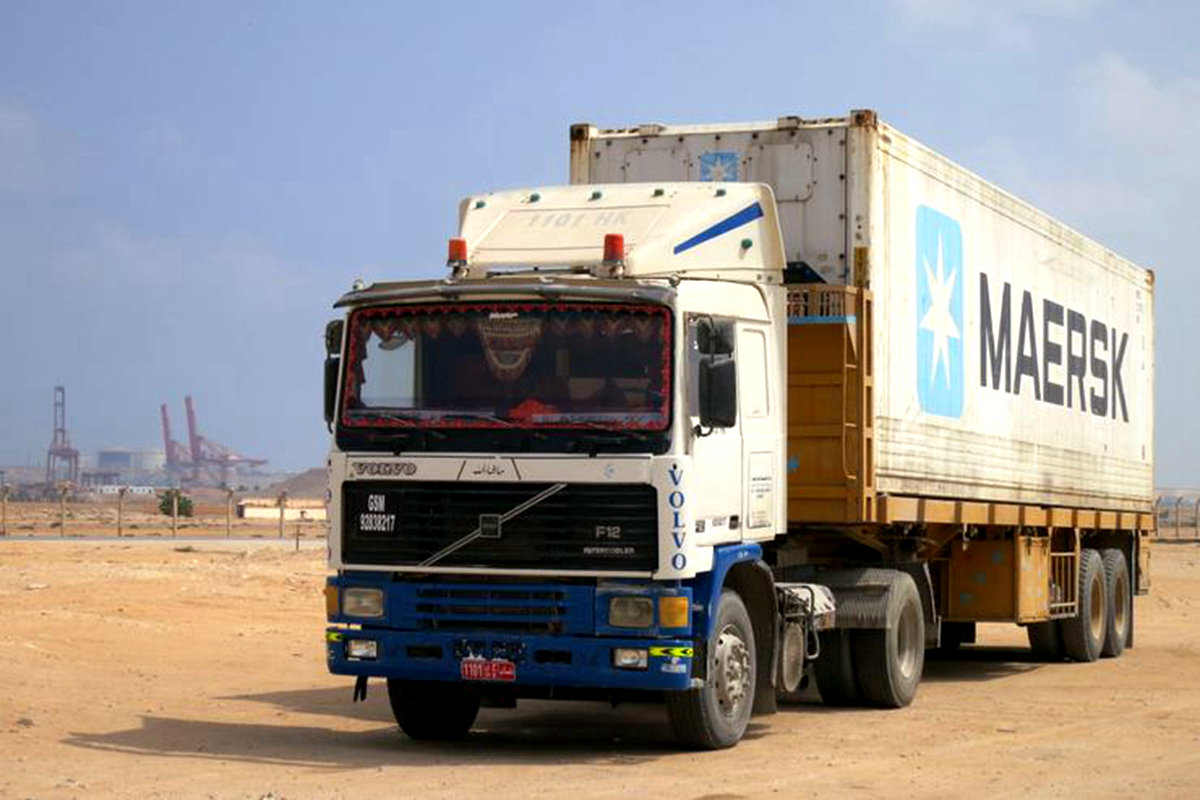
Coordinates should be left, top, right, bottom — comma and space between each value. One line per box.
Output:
915, 205, 964, 418
698, 151, 739, 182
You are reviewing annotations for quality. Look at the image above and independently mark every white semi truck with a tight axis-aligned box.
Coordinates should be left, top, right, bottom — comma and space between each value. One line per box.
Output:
323, 110, 1154, 749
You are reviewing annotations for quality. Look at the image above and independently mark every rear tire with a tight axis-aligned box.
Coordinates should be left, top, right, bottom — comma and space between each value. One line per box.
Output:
1026, 620, 1065, 660
1061, 548, 1106, 663
852, 573, 924, 708
813, 630, 861, 706
666, 589, 756, 750
387, 679, 480, 741
1101, 548, 1131, 658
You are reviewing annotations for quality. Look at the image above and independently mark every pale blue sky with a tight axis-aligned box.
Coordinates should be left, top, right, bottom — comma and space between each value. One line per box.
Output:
1, 1, 1196, 482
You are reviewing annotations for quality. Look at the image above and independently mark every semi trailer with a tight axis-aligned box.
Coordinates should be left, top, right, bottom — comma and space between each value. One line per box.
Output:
323, 110, 1154, 749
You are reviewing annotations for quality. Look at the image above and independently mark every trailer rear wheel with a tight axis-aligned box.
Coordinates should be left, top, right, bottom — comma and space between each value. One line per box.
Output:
813, 630, 860, 706
852, 573, 924, 708
1101, 548, 1131, 658
387, 679, 480, 741
666, 589, 755, 750
1061, 548, 1106, 663
1026, 620, 1065, 660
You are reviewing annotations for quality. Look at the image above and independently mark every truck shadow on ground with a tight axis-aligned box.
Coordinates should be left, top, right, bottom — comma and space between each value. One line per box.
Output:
64, 694, 770, 768
921, 645, 1048, 683
63, 648, 1044, 767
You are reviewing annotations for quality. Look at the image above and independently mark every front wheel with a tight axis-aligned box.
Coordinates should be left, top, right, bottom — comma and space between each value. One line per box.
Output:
666, 589, 756, 750
387, 679, 480, 741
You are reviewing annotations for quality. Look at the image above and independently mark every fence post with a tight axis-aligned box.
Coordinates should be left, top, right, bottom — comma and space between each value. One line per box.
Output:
59, 483, 69, 537
278, 490, 288, 539
172, 490, 179, 537
1, 484, 9, 536
226, 488, 234, 539
117, 486, 127, 538
1175, 496, 1184, 540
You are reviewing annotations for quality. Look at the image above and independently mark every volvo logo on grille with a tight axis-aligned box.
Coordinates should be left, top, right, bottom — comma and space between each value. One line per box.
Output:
479, 514, 503, 539
352, 461, 417, 477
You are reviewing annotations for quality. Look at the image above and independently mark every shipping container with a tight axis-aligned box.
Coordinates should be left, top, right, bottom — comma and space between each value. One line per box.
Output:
570, 111, 1155, 520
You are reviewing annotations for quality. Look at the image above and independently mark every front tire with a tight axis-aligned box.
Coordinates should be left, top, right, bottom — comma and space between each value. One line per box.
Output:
1061, 548, 1106, 663
387, 679, 480, 741
666, 589, 755, 750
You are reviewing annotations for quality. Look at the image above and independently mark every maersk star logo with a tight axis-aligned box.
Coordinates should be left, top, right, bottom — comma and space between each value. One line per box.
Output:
915, 205, 964, 418
699, 151, 739, 182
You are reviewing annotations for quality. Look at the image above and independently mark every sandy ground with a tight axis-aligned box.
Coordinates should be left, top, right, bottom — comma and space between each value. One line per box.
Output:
1, 539, 1198, 800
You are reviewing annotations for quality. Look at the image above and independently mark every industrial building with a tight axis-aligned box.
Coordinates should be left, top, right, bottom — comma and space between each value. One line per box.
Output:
236, 497, 327, 522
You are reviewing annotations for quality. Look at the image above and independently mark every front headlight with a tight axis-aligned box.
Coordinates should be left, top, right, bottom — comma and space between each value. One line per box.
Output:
609, 596, 654, 628
342, 587, 384, 618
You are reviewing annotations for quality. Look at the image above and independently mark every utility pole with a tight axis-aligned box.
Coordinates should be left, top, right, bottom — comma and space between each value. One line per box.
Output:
1, 483, 10, 536
58, 483, 69, 536
225, 488, 235, 539
171, 490, 179, 537
278, 490, 288, 539
117, 486, 128, 538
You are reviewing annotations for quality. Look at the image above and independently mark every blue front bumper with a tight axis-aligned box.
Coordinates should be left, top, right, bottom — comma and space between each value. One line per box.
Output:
326, 574, 695, 692
327, 628, 694, 690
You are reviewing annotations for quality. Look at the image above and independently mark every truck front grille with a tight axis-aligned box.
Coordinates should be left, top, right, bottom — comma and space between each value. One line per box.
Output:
392, 583, 594, 635
342, 481, 658, 572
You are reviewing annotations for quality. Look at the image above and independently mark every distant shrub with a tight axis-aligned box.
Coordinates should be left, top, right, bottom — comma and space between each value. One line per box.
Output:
158, 489, 194, 518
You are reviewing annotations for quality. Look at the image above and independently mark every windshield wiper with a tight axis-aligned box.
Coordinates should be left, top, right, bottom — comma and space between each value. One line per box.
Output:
438, 411, 518, 428
570, 420, 651, 441
348, 411, 420, 426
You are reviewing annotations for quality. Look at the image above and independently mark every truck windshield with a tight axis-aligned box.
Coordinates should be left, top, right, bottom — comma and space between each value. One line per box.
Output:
341, 302, 671, 431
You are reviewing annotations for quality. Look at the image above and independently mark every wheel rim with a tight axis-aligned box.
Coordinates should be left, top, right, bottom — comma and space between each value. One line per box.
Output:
897, 599, 921, 679
713, 623, 752, 718
1088, 572, 1105, 643
1113, 570, 1128, 638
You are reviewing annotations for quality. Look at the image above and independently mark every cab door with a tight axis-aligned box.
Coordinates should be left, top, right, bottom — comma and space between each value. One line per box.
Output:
686, 316, 743, 546
738, 325, 779, 538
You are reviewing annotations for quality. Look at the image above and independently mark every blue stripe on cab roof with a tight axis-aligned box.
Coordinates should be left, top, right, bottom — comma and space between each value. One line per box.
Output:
673, 202, 765, 255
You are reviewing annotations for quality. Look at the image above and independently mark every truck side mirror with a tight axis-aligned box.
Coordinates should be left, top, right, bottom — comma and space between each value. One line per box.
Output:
698, 356, 737, 429
324, 320, 344, 427
324, 357, 340, 426
696, 318, 734, 356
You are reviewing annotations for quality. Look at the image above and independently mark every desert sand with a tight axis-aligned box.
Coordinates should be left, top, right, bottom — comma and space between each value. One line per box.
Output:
2, 538, 1198, 799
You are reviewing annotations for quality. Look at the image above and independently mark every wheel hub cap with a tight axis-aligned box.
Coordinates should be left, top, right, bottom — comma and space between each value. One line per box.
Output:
714, 624, 751, 717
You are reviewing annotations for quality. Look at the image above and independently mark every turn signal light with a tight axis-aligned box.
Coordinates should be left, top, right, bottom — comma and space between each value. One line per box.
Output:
324, 585, 339, 619
659, 596, 690, 629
